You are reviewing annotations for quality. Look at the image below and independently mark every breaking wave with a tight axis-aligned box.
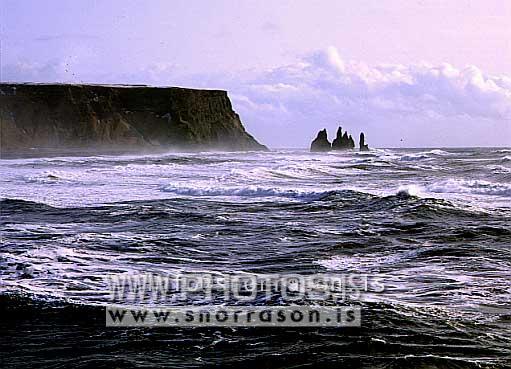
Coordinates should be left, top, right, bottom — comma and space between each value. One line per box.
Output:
161, 184, 334, 200
427, 179, 511, 197
397, 150, 451, 162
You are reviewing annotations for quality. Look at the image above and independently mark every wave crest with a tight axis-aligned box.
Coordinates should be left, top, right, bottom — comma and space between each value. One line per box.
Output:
161, 184, 333, 200
428, 179, 511, 197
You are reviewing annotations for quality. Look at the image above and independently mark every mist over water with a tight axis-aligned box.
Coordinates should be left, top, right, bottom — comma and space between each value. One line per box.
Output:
1, 147, 511, 368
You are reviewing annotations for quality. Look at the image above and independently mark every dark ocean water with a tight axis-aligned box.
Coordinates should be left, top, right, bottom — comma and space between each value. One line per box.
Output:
1, 148, 510, 368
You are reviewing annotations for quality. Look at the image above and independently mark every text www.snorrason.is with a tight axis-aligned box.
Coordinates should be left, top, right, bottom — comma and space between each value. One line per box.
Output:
105, 305, 362, 327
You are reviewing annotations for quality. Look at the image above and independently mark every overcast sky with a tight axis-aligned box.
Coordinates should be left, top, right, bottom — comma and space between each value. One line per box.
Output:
1, 0, 510, 147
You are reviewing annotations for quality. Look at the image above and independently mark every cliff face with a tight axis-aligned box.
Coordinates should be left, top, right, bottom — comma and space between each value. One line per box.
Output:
0, 83, 266, 154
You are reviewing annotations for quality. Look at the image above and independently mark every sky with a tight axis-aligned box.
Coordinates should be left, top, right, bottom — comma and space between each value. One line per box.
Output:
1, 0, 510, 147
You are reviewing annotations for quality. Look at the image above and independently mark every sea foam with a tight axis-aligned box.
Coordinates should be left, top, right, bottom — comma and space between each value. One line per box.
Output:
162, 184, 332, 200
427, 179, 511, 197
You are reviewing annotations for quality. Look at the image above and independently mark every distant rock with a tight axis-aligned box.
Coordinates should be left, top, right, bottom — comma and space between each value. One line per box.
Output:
311, 126, 369, 152
360, 132, 369, 151
310, 129, 332, 152
348, 135, 355, 149
331, 127, 344, 150
331, 126, 355, 150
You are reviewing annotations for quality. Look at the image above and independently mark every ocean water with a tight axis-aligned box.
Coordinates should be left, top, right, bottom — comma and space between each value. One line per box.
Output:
1, 148, 510, 368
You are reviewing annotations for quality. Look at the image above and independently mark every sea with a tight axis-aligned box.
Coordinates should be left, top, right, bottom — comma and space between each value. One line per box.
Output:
1, 147, 510, 368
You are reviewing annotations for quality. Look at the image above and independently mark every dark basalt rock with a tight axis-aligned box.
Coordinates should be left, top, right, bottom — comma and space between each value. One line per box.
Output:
310, 129, 331, 152
311, 126, 369, 153
331, 127, 345, 150
332, 126, 355, 150
360, 132, 369, 151
0, 83, 267, 156
348, 135, 355, 149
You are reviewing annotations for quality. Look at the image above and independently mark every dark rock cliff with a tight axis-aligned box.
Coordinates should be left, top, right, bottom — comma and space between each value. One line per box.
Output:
0, 83, 266, 155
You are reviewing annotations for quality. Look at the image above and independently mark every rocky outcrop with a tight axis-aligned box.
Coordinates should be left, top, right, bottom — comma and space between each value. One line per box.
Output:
332, 127, 356, 150
0, 83, 266, 156
348, 135, 355, 149
310, 126, 369, 152
310, 129, 331, 152
360, 132, 369, 151
332, 127, 346, 150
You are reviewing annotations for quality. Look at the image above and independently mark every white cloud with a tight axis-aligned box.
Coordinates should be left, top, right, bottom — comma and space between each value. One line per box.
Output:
241, 47, 511, 120
227, 47, 511, 147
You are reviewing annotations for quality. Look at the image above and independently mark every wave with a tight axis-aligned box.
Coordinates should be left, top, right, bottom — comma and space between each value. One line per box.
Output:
161, 184, 334, 200
427, 179, 511, 197
426, 149, 451, 156
159, 179, 511, 203
488, 165, 511, 174
161, 184, 430, 203
398, 153, 431, 162
395, 185, 422, 198
396, 149, 452, 162
0, 198, 55, 212
24, 170, 81, 184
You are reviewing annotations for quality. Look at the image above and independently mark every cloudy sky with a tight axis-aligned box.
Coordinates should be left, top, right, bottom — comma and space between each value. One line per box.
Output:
1, 0, 510, 147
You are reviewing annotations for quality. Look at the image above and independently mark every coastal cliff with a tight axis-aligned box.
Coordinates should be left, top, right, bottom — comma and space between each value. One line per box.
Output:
0, 83, 266, 155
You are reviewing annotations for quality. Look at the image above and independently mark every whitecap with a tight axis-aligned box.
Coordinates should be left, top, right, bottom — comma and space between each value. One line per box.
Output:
161, 184, 333, 200
24, 170, 80, 184
396, 185, 422, 197
427, 179, 511, 197
426, 149, 451, 156
398, 153, 430, 161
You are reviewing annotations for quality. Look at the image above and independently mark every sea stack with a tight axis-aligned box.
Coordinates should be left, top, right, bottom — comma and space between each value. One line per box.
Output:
310, 129, 331, 152
360, 132, 369, 151
331, 126, 355, 150
331, 127, 343, 149
310, 126, 368, 152
348, 135, 355, 149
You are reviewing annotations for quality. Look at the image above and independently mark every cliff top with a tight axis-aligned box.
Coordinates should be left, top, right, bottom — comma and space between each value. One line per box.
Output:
0, 82, 227, 94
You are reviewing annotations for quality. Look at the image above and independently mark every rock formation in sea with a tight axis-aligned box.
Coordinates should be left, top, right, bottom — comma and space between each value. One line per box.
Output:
360, 132, 369, 151
348, 135, 355, 149
331, 127, 343, 150
310, 129, 332, 152
331, 127, 355, 150
311, 126, 369, 152
0, 83, 267, 155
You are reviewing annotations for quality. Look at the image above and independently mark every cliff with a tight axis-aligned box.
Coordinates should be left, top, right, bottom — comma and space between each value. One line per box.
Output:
0, 83, 266, 155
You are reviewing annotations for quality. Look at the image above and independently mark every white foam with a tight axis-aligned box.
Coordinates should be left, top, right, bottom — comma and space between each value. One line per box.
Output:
426, 149, 451, 156
396, 184, 422, 197
427, 179, 511, 197
162, 184, 332, 200
396, 149, 452, 162
398, 153, 430, 161
314, 253, 404, 272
